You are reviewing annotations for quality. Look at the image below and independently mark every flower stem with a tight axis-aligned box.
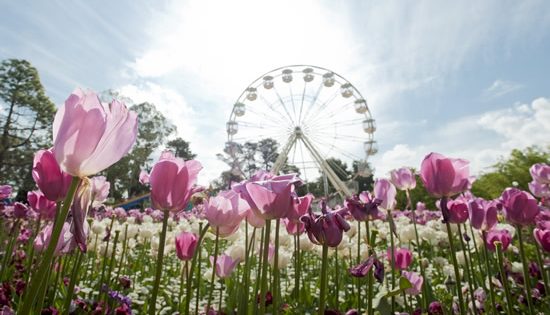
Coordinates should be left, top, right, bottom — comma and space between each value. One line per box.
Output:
495, 242, 514, 315
319, 242, 329, 315
457, 224, 478, 314
388, 210, 396, 314
259, 220, 272, 315
63, 250, 83, 313
516, 225, 535, 315
272, 219, 280, 315
365, 220, 374, 315
206, 227, 220, 311
444, 221, 466, 315
183, 223, 209, 315
482, 231, 497, 313
148, 209, 169, 315
19, 176, 81, 315
534, 238, 550, 293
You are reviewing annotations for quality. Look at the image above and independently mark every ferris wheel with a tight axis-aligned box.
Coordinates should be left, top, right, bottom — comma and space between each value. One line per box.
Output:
225, 65, 377, 197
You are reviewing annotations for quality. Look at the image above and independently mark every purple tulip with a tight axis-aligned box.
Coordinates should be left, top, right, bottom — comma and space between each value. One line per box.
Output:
501, 188, 540, 226
428, 301, 444, 315
468, 198, 498, 231
530, 163, 550, 184
204, 190, 247, 236
175, 232, 198, 261
210, 254, 238, 279
27, 191, 57, 220
32, 149, 72, 201
374, 179, 396, 210
485, 229, 512, 252
402, 271, 423, 295
345, 191, 382, 221
420, 152, 470, 198
529, 181, 550, 198
387, 248, 413, 270
241, 174, 301, 220
301, 201, 350, 247
0, 185, 12, 199
70, 179, 93, 252
445, 199, 469, 224
13, 202, 30, 219
139, 170, 150, 185
534, 228, 550, 252
349, 255, 384, 283
149, 150, 202, 212
286, 193, 313, 222
390, 167, 417, 191
52, 89, 138, 177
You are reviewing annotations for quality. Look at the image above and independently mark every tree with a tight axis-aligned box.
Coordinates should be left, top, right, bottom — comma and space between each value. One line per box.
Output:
471, 146, 550, 199
257, 138, 279, 171
103, 101, 177, 201
166, 137, 196, 160
0, 59, 56, 199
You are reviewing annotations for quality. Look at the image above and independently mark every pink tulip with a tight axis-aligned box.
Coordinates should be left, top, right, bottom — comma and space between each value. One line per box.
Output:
0, 185, 12, 199
149, 151, 202, 212
286, 193, 313, 222
242, 174, 301, 220
530, 163, 550, 184
210, 254, 238, 279
420, 152, 470, 198
139, 170, 150, 185
34, 222, 71, 256
387, 248, 413, 270
90, 176, 110, 204
27, 191, 57, 220
246, 208, 266, 228
534, 228, 550, 252
468, 198, 498, 231
529, 181, 550, 198
32, 149, 72, 201
445, 199, 469, 224
301, 202, 350, 247
283, 218, 305, 235
52, 89, 138, 177
390, 167, 416, 191
204, 190, 248, 234
402, 271, 423, 295
485, 229, 512, 252
374, 179, 396, 210
501, 188, 540, 226
175, 232, 198, 261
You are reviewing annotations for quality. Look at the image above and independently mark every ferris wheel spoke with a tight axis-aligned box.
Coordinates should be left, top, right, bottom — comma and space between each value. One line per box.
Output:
288, 84, 298, 121
312, 100, 357, 122
272, 85, 297, 126
238, 120, 282, 130
300, 80, 325, 124
308, 131, 367, 143
302, 89, 340, 126
258, 95, 294, 126
308, 134, 363, 160
305, 117, 364, 130
240, 106, 289, 128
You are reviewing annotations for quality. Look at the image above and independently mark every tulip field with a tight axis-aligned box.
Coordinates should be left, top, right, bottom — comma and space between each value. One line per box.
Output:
1, 89, 550, 315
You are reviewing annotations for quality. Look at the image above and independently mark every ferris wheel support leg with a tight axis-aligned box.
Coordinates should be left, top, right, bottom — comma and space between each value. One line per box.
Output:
271, 133, 297, 174
299, 135, 352, 198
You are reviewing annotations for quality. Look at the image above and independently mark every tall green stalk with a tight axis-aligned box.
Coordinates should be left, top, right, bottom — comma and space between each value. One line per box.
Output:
19, 176, 81, 315
495, 242, 514, 315
272, 219, 280, 315
318, 243, 329, 315
149, 209, 170, 315
63, 250, 83, 313
516, 225, 535, 315
444, 221, 466, 315
259, 220, 272, 315
482, 231, 497, 313
388, 210, 396, 313
206, 227, 220, 311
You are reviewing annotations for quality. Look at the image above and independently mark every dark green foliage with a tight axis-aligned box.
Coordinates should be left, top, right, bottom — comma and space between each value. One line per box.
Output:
0, 59, 56, 199
471, 146, 550, 199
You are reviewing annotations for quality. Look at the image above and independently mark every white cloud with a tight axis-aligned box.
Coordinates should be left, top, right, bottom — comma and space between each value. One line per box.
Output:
483, 80, 523, 99
372, 97, 550, 179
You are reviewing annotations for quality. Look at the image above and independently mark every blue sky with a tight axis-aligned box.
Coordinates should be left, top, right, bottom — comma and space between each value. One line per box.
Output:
1, 0, 549, 184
